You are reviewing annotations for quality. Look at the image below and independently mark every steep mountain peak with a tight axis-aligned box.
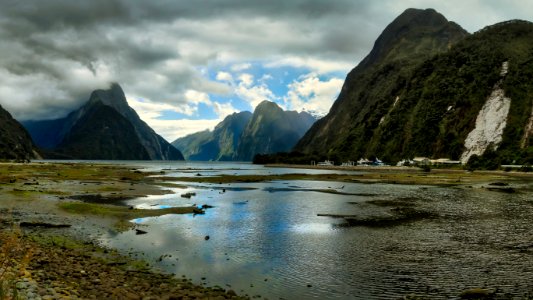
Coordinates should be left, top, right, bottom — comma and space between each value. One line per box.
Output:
89, 83, 130, 114
24, 84, 184, 160
356, 8, 468, 72
296, 8, 469, 159
215, 111, 253, 131
255, 100, 282, 112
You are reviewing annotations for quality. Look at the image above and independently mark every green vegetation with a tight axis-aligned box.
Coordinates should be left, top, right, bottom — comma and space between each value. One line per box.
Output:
158, 168, 529, 187
253, 151, 329, 165
295, 12, 533, 167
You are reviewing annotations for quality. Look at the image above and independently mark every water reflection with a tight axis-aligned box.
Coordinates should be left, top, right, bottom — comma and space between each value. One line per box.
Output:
97, 163, 533, 299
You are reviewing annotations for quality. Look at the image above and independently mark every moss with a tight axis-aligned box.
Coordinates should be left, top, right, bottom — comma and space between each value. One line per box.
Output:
28, 234, 85, 250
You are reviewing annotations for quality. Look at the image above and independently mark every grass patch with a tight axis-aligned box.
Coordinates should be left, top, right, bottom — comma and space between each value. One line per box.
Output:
28, 234, 85, 250
154, 168, 528, 186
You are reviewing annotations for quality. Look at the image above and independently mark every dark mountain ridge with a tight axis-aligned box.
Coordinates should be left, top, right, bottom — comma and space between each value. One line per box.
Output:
23, 84, 184, 160
0, 104, 40, 160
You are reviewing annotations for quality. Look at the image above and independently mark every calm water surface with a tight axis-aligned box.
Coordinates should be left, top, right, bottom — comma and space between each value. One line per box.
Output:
88, 162, 533, 299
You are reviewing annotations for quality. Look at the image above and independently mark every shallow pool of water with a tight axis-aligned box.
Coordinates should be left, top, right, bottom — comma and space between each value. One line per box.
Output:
95, 162, 533, 299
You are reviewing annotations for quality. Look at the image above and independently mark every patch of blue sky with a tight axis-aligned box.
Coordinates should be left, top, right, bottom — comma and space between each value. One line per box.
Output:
210, 94, 251, 113
191, 61, 348, 117
195, 102, 218, 119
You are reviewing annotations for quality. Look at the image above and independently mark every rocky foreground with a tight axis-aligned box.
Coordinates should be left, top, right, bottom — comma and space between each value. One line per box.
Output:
1, 162, 532, 299
1, 228, 247, 300
0, 162, 249, 299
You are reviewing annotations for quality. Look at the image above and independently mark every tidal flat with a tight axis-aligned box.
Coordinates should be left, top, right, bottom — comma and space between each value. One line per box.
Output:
1, 161, 533, 299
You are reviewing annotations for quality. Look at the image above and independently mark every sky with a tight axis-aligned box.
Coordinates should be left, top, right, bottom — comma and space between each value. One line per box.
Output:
1, 0, 533, 142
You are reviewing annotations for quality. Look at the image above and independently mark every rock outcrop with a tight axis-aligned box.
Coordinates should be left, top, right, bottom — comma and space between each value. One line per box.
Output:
0, 105, 40, 160
461, 62, 511, 163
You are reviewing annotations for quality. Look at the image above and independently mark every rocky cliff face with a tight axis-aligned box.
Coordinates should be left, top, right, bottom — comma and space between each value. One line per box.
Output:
235, 101, 315, 161
460, 62, 511, 163
172, 111, 252, 161
23, 84, 184, 160
0, 105, 40, 160
294, 9, 533, 165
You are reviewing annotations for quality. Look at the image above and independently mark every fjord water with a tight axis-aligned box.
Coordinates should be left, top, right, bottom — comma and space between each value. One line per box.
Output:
96, 162, 533, 299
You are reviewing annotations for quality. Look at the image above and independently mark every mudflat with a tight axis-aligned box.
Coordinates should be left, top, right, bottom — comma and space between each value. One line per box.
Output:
0, 162, 246, 299
1, 161, 531, 299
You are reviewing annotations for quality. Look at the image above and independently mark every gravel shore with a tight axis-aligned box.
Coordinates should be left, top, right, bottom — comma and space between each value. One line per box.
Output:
0, 162, 249, 299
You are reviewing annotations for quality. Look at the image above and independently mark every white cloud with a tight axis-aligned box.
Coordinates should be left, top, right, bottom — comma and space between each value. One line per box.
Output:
235, 81, 276, 110
238, 73, 254, 87
230, 63, 252, 72
212, 101, 238, 117
126, 94, 239, 141
148, 118, 221, 143
216, 71, 233, 82
184, 89, 211, 105
284, 73, 344, 116
266, 56, 353, 74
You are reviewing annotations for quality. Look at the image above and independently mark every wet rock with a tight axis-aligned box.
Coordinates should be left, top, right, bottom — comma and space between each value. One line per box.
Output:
459, 288, 494, 299
20, 222, 71, 228
181, 192, 196, 198
485, 186, 515, 193
488, 182, 508, 186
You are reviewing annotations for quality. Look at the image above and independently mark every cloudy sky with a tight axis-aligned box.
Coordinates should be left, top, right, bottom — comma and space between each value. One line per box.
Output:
1, 0, 532, 142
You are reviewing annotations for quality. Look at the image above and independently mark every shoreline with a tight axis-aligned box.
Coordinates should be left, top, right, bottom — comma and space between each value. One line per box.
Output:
0, 162, 248, 299
1, 161, 532, 299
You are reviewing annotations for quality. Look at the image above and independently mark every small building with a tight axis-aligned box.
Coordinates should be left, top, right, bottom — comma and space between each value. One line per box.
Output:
396, 159, 415, 166
357, 158, 372, 166
431, 158, 462, 165
317, 160, 334, 166
413, 157, 430, 166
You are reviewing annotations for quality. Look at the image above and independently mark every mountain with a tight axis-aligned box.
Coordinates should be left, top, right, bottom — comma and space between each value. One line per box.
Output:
294, 8, 469, 161
173, 101, 316, 161
172, 111, 252, 161
235, 101, 316, 161
23, 84, 184, 160
0, 105, 40, 160
53, 101, 150, 160
368, 20, 533, 165
295, 9, 533, 165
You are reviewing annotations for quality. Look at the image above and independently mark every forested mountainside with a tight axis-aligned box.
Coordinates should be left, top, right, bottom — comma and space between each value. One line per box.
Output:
293, 9, 533, 165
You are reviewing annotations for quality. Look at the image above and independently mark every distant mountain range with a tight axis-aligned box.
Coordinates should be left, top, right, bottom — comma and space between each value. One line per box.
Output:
0, 104, 40, 161
291, 8, 533, 165
23, 84, 184, 160
172, 100, 316, 161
